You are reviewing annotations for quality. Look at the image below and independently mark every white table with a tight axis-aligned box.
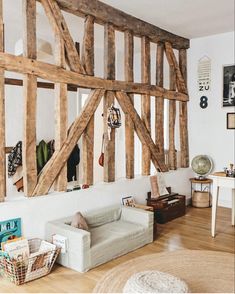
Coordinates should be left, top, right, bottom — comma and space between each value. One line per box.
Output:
209, 175, 235, 237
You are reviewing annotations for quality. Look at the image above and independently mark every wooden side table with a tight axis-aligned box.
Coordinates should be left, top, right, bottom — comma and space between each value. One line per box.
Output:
190, 178, 212, 207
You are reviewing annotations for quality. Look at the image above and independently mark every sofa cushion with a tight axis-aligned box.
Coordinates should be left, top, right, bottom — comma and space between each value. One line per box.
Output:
71, 212, 89, 231
90, 220, 145, 247
85, 205, 121, 228
90, 220, 147, 268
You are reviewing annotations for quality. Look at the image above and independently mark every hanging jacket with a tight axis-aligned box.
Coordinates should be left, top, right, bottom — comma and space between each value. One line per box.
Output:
8, 141, 22, 177
67, 144, 80, 182
36, 140, 49, 174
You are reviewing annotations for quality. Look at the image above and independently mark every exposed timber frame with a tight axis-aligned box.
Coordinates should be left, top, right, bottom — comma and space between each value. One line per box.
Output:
0, 0, 5, 202
0, 0, 190, 199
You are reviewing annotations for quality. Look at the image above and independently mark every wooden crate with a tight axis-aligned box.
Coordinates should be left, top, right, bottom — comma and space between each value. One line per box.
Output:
147, 192, 186, 224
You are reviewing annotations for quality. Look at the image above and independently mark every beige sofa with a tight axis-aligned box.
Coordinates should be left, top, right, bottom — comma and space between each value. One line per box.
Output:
45, 204, 153, 272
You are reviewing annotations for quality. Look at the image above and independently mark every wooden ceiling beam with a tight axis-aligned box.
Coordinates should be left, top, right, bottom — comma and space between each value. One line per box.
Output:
0, 52, 189, 102
46, 0, 190, 49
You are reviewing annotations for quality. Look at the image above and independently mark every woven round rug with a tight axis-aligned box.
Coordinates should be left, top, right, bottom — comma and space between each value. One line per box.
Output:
93, 250, 235, 293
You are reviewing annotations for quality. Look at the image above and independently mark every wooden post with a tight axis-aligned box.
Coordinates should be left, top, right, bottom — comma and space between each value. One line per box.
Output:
115, 91, 168, 172
82, 15, 95, 185
168, 65, 177, 170
141, 36, 151, 175
33, 89, 104, 196
0, 0, 5, 201
22, 0, 37, 196
54, 33, 68, 191
103, 24, 115, 182
179, 49, 189, 167
124, 31, 134, 179
155, 43, 165, 164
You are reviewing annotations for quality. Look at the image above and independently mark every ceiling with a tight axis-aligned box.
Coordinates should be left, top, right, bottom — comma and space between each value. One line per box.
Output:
2, 0, 234, 56
102, 0, 235, 38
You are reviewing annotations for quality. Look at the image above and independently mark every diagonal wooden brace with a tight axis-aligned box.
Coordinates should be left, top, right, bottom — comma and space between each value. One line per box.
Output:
40, 0, 85, 74
165, 42, 188, 94
33, 89, 105, 196
115, 91, 168, 172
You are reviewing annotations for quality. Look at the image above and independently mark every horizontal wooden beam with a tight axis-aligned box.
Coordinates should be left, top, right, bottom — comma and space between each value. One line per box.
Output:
4, 78, 78, 92
51, 0, 189, 49
0, 53, 189, 102
5, 146, 13, 154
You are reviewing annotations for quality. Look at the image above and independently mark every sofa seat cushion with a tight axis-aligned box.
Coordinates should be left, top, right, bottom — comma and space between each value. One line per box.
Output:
90, 220, 147, 268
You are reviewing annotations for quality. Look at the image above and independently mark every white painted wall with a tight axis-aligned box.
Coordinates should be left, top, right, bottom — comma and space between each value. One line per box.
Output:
0, 170, 192, 239
188, 31, 235, 207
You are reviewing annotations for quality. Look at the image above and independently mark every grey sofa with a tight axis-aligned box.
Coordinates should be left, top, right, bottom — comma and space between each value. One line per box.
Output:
45, 204, 153, 272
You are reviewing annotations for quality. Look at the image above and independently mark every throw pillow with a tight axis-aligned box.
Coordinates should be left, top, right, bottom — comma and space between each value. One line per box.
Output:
150, 172, 168, 198
71, 212, 89, 231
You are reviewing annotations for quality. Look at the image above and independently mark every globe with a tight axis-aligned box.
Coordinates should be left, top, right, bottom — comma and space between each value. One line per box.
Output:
191, 155, 213, 179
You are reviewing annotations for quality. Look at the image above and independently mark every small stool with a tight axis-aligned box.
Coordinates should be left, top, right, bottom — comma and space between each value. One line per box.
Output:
123, 270, 189, 293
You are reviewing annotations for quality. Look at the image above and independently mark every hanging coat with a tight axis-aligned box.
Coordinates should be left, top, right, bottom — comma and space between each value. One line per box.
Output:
67, 145, 80, 182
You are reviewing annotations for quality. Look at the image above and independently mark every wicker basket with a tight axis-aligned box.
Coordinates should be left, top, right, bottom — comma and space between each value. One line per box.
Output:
0, 238, 61, 285
192, 191, 212, 208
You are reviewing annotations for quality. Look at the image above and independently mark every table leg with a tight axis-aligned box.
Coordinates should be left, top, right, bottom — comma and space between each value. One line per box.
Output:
232, 189, 235, 226
211, 184, 219, 237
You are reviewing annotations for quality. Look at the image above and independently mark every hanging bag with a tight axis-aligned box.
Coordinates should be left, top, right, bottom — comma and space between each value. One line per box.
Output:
98, 134, 104, 167
107, 104, 121, 129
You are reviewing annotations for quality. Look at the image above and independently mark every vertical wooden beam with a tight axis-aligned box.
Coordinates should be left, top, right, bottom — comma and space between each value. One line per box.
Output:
0, 0, 5, 201
54, 33, 68, 191
155, 43, 165, 164
103, 24, 115, 182
168, 64, 177, 170
179, 49, 189, 167
141, 36, 151, 175
124, 31, 134, 179
82, 15, 95, 185
22, 0, 37, 196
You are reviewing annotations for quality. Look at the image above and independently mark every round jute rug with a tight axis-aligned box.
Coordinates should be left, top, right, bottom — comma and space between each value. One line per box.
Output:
93, 250, 235, 293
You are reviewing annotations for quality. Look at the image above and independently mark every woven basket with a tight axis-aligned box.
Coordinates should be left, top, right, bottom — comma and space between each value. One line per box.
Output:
0, 238, 60, 285
192, 191, 212, 208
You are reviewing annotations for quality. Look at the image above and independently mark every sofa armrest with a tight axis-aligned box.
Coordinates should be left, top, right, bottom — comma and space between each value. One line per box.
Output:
121, 206, 154, 228
45, 220, 91, 272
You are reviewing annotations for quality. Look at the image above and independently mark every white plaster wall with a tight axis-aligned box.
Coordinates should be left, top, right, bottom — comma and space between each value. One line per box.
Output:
188, 32, 235, 207
0, 170, 192, 239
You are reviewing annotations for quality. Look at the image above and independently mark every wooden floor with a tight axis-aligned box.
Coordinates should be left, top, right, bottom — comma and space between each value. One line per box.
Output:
0, 206, 234, 293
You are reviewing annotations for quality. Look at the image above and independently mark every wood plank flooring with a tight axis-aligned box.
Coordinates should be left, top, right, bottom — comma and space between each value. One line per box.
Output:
0, 206, 234, 293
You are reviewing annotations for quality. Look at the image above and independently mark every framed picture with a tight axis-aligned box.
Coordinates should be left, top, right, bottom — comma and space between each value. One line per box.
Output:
122, 196, 135, 207
227, 113, 235, 129
223, 64, 235, 107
